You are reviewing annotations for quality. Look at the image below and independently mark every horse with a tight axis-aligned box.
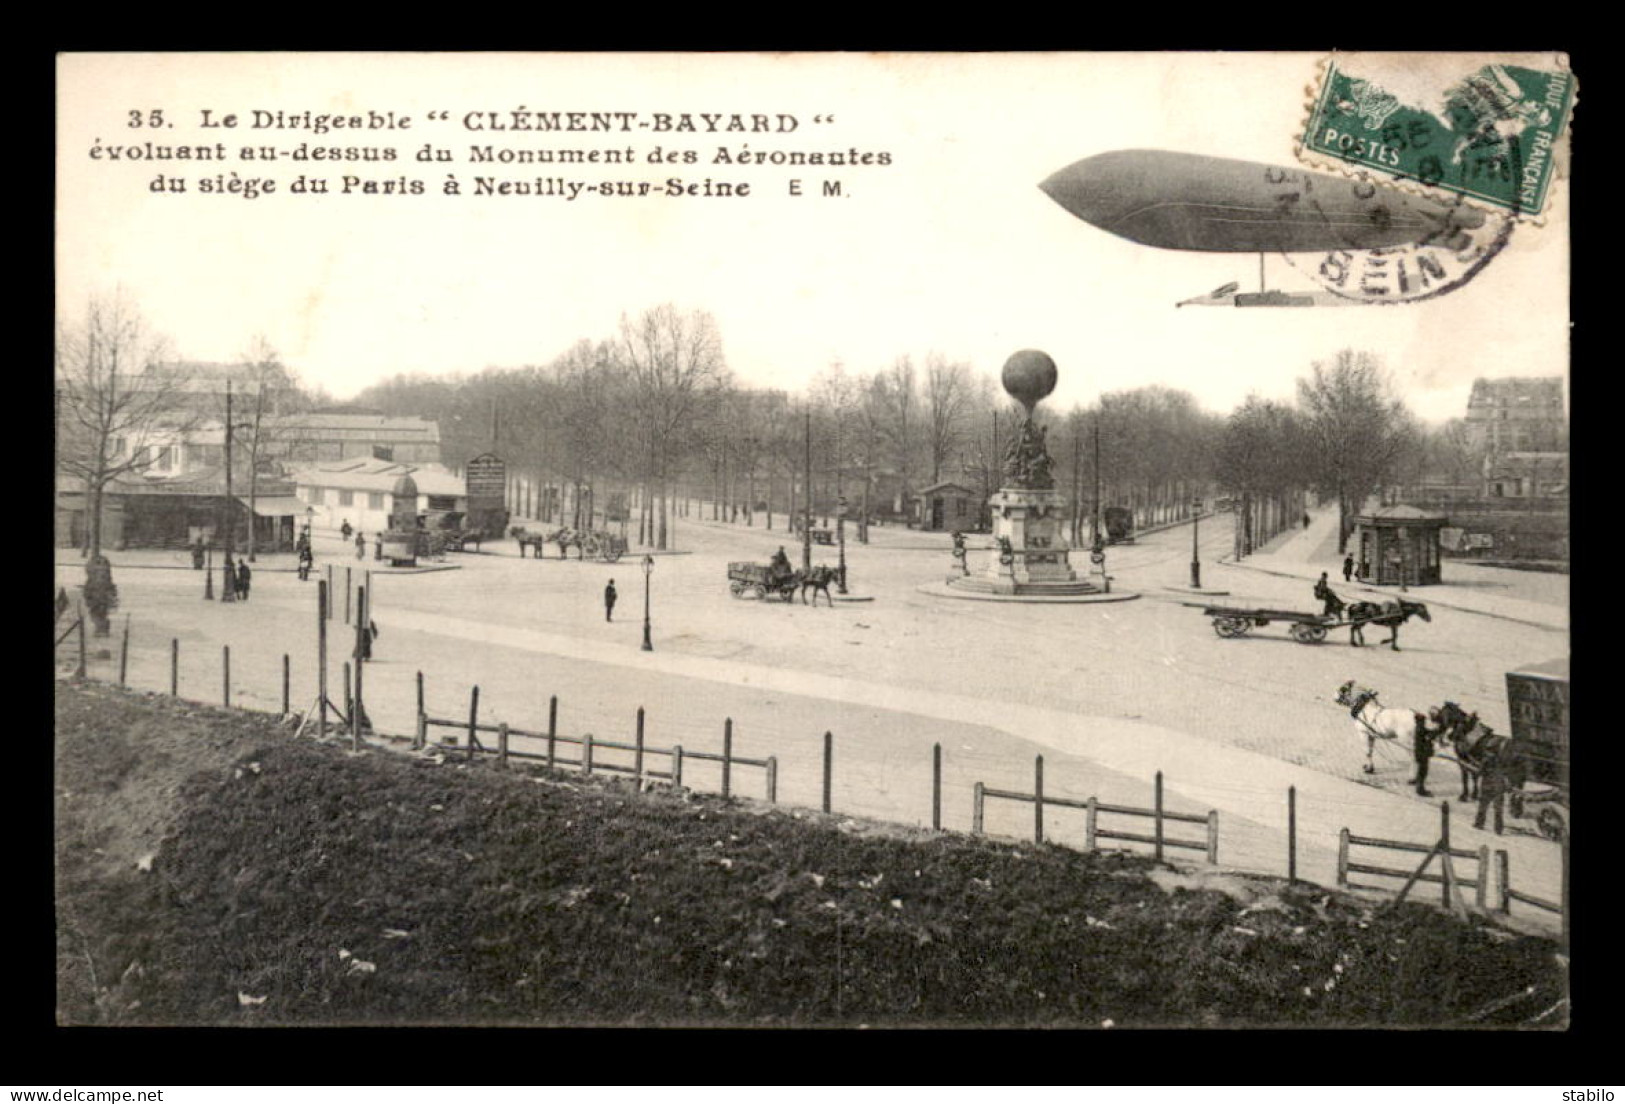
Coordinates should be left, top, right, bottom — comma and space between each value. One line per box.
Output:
798, 565, 839, 608
1346, 598, 1431, 651
1335, 680, 1425, 776
1433, 704, 1529, 834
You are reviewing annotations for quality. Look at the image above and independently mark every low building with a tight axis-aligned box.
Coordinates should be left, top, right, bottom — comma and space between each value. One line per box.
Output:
1351, 504, 1449, 586
914, 481, 983, 532
293, 457, 467, 536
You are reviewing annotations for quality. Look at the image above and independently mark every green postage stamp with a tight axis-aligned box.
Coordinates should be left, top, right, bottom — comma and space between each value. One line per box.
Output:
1300, 54, 1575, 217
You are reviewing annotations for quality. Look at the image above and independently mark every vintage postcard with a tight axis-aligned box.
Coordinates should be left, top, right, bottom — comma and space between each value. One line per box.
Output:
53, 52, 1571, 1032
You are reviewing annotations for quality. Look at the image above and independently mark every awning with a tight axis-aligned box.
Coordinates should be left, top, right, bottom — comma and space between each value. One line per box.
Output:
236, 495, 305, 518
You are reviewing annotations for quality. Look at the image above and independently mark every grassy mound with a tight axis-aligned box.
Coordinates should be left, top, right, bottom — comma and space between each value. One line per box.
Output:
55, 683, 1566, 1027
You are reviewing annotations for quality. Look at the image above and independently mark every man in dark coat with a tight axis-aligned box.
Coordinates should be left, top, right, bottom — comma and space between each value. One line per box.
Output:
235, 559, 252, 601
1313, 572, 1342, 618
340, 520, 353, 541
192, 538, 206, 570
1342, 554, 1354, 583
1410, 711, 1441, 796
604, 579, 618, 622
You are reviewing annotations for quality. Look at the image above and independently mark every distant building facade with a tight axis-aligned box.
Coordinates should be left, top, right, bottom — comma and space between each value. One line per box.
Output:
293, 457, 467, 535
1465, 377, 1566, 454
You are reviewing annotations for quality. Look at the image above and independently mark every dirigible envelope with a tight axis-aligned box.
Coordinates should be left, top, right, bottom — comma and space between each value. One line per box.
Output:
1039, 149, 1486, 253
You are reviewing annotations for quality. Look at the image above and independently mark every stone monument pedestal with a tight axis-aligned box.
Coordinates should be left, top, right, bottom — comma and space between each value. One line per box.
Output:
948, 486, 1101, 597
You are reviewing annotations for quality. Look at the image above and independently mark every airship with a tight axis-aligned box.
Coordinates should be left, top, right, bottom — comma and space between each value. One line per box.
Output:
1038, 149, 1486, 306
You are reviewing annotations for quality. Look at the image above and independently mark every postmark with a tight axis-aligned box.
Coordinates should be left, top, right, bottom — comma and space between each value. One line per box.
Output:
1298, 53, 1575, 219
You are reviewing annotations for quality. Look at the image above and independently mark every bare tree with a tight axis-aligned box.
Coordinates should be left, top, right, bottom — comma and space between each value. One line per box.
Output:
55, 294, 187, 560
1296, 350, 1413, 551
923, 354, 972, 485
877, 356, 920, 520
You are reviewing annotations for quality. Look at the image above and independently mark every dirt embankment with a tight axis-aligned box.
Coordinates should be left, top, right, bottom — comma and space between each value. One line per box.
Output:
55, 682, 1567, 1027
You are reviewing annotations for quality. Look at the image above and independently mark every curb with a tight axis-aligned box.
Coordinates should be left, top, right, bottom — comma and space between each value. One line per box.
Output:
1215, 557, 1566, 632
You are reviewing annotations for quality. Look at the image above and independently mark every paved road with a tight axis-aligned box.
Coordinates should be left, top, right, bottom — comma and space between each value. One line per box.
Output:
60, 509, 1568, 930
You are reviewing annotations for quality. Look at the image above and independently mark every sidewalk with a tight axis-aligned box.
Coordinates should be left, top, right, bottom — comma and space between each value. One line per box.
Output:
1219, 509, 1567, 633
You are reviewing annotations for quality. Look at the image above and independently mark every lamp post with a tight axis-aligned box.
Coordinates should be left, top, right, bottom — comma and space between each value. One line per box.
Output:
641, 554, 654, 652
204, 543, 214, 600
1190, 496, 1203, 589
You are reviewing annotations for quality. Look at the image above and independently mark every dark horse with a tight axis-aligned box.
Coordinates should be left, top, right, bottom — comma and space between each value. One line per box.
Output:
1346, 598, 1431, 651
1433, 702, 1529, 834
797, 565, 839, 608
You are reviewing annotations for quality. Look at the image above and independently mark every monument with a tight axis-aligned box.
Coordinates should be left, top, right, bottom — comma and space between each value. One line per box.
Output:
942, 350, 1124, 600
380, 472, 420, 567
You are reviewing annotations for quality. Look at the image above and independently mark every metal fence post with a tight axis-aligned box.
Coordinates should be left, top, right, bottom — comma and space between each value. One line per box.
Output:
1034, 755, 1044, 845
415, 712, 427, 751
119, 616, 130, 686
282, 653, 290, 715
1288, 785, 1297, 884
932, 743, 942, 832
466, 685, 480, 760
1154, 770, 1164, 863
635, 707, 645, 784
722, 718, 733, 798
547, 695, 558, 769
343, 663, 352, 729
345, 566, 352, 624
170, 637, 179, 697
822, 731, 833, 813
972, 781, 984, 835
223, 646, 231, 708
416, 670, 424, 722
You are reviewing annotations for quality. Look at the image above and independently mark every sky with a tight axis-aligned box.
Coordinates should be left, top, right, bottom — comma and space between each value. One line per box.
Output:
56, 52, 1570, 423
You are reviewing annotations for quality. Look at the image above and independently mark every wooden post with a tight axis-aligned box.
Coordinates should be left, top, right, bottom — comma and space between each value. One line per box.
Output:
1440, 802, 1452, 909
76, 602, 87, 678
584, 732, 594, 775
635, 707, 646, 784
932, 744, 942, 832
972, 782, 985, 835
222, 645, 231, 708
722, 718, 733, 798
547, 696, 558, 769
766, 756, 777, 803
1034, 755, 1044, 844
1206, 810, 1219, 865
1085, 797, 1097, 850
822, 731, 833, 813
672, 744, 684, 788
416, 670, 424, 721
344, 566, 352, 624
170, 637, 179, 697
1288, 786, 1297, 884
415, 712, 427, 751
1495, 849, 1511, 913
317, 581, 329, 739
282, 654, 290, 715
466, 685, 479, 761
498, 722, 509, 770
1337, 828, 1350, 886
118, 615, 130, 686
326, 564, 334, 617
343, 663, 352, 729
1154, 770, 1165, 863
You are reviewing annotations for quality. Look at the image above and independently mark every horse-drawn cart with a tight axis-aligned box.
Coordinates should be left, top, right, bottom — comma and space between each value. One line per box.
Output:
1202, 606, 1338, 644
728, 561, 798, 602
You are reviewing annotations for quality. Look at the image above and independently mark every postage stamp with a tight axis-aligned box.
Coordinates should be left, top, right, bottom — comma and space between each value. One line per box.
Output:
1298, 53, 1575, 218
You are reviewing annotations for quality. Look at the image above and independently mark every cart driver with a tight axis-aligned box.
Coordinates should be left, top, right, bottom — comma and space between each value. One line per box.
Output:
1313, 572, 1344, 618
770, 546, 792, 579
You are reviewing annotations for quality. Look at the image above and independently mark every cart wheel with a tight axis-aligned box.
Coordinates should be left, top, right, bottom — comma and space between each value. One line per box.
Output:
1213, 617, 1245, 638
1291, 623, 1328, 644
730, 582, 745, 597
1536, 806, 1567, 843
750, 586, 767, 601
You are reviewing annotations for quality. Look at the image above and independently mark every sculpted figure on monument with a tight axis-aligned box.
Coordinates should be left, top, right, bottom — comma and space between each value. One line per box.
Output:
1002, 418, 1057, 490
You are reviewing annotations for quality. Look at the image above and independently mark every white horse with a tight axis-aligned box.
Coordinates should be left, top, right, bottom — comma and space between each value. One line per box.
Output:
1335, 680, 1423, 776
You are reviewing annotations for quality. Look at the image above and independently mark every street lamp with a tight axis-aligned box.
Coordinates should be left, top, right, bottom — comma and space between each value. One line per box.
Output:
641, 554, 654, 652
1190, 496, 1203, 589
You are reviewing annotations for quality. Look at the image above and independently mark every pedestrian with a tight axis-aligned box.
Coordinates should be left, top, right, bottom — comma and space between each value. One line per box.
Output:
221, 553, 234, 597
355, 531, 366, 560
374, 533, 383, 561
298, 545, 313, 581
604, 578, 618, 622
340, 520, 353, 541
1411, 711, 1440, 797
191, 538, 205, 570
355, 617, 378, 661
236, 559, 252, 601
1342, 553, 1354, 583
1302, 512, 1311, 530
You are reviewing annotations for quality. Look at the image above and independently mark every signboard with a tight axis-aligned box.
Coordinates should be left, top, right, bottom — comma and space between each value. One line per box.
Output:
465, 453, 507, 501
1506, 667, 1569, 787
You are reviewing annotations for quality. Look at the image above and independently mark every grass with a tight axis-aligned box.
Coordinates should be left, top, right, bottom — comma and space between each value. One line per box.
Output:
54, 681, 1567, 1027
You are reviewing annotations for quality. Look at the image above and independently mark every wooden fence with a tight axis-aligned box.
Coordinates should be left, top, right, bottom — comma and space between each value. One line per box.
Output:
971, 761, 1218, 864
1338, 803, 1491, 911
